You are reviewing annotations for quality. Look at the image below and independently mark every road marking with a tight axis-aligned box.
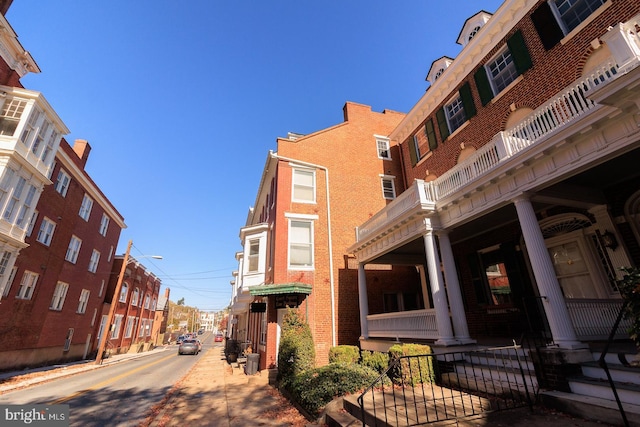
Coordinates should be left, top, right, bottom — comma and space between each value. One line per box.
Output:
49, 354, 175, 404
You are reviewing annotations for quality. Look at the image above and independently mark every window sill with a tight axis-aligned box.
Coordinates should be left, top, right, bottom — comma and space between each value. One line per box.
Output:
561, 0, 612, 46
444, 120, 470, 142
491, 75, 524, 105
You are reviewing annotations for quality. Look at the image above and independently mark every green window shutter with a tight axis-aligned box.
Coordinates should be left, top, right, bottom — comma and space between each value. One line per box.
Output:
474, 67, 493, 106
408, 136, 418, 166
425, 119, 437, 151
507, 30, 533, 75
459, 82, 476, 119
436, 108, 450, 140
531, 2, 563, 50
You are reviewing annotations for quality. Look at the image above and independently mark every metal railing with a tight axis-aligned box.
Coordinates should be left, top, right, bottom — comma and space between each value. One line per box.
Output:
357, 344, 536, 426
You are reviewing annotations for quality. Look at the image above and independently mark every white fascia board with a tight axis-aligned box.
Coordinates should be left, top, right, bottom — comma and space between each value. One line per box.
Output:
390, 0, 537, 143
0, 14, 40, 77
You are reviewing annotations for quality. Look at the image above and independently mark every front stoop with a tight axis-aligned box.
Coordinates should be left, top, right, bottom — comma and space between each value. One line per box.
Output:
540, 391, 640, 427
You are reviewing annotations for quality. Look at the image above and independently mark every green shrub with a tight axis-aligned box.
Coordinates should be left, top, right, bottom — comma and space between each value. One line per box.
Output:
289, 363, 383, 416
328, 345, 360, 365
388, 343, 436, 386
360, 350, 390, 373
617, 267, 640, 350
278, 308, 315, 388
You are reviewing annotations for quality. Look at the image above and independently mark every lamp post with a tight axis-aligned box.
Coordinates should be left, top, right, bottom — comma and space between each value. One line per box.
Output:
95, 240, 162, 365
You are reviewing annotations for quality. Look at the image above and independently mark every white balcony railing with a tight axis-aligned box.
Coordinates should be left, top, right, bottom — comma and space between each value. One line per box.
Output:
367, 309, 439, 340
566, 299, 631, 340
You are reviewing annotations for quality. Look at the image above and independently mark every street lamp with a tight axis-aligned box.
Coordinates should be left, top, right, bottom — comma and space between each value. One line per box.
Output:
95, 240, 162, 364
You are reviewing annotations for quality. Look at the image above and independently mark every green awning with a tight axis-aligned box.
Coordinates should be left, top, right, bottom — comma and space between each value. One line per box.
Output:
249, 282, 312, 296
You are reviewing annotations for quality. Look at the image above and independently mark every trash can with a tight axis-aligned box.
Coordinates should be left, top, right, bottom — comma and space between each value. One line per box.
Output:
246, 353, 260, 375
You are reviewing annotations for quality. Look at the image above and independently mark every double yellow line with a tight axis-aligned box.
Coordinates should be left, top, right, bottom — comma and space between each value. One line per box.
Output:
50, 354, 175, 404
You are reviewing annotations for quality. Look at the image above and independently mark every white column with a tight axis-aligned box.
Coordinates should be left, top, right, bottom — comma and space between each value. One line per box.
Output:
437, 231, 474, 344
423, 226, 457, 346
357, 262, 369, 340
513, 195, 586, 349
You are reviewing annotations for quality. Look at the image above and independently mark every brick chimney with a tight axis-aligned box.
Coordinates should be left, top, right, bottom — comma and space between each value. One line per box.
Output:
72, 139, 92, 168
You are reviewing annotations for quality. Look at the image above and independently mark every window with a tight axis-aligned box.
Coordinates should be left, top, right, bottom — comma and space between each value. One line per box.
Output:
66, 236, 82, 263
31, 121, 50, 156
111, 315, 123, 339
19, 109, 39, 147
99, 214, 110, 237
444, 95, 467, 133
139, 319, 146, 337
17, 270, 38, 300
552, 0, 605, 34
289, 220, 313, 268
55, 170, 71, 197
410, 124, 431, 165
41, 129, 59, 163
247, 239, 260, 272
88, 249, 100, 273
475, 31, 532, 105
78, 289, 90, 314
3, 176, 26, 221
381, 176, 396, 199
36, 217, 56, 246
26, 211, 37, 237
1, 266, 17, 297
0, 98, 27, 136
376, 137, 391, 160
0, 168, 15, 206
99, 279, 105, 297
124, 316, 135, 338
144, 294, 150, 309
292, 168, 315, 203
131, 288, 139, 306
0, 251, 11, 277
50, 281, 69, 311
63, 328, 74, 352
79, 194, 93, 221
119, 283, 128, 302
16, 184, 36, 228
151, 298, 157, 311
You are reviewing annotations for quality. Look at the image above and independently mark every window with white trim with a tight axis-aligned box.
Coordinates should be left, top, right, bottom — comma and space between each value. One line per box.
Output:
99, 279, 105, 297
41, 129, 59, 163
119, 283, 128, 302
381, 176, 396, 200
78, 289, 90, 314
19, 108, 39, 147
376, 137, 391, 160
289, 220, 313, 269
63, 328, 74, 352
99, 214, 110, 237
31, 121, 50, 156
36, 217, 56, 246
551, 0, 605, 34
124, 316, 135, 338
66, 236, 82, 263
247, 239, 260, 272
55, 170, 71, 197
26, 211, 37, 237
111, 315, 123, 339
17, 270, 38, 300
88, 249, 100, 273
144, 294, 150, 309
50, 281, 69, 311
139, 319, 146, 337
151, 297, 157, 311
292, 168, 315, 203
131, 288, 139, 306
444, 95, 467, 134
3, 176, 26, 221
0, 168, 15, 207
486, 47, 518, 94
79, 194, 93, 221
16, 184, 36, 228
0, 251, 12, 297
0, 98, 27, 136
2, 266, 17, 297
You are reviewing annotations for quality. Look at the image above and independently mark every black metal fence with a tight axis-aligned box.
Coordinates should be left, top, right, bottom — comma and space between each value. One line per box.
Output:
357, 344, 537, 426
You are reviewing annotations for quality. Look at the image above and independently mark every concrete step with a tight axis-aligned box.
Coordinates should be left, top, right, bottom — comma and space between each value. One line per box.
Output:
581, 360, 640, 384
540, 390, 640, 427
568, 375, 640, 406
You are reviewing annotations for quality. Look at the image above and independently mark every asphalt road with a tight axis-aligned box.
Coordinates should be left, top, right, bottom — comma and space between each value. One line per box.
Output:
0, 342, 208, 426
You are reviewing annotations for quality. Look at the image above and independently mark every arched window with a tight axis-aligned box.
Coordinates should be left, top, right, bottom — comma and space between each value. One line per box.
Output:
119, 283, 128, 302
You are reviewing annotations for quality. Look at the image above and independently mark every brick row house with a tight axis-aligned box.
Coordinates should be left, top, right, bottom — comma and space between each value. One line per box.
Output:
0, 6, 164, 370
230, 0, 640, 381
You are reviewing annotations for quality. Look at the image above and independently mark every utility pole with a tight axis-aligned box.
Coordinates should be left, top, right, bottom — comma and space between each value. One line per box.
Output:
95, 239, 132, 365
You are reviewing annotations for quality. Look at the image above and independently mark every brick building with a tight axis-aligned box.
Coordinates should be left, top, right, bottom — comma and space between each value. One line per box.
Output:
349, 0, 640, 354
0, 138, 125, 370
99, 253, 162, 356
230, 102, 415, 368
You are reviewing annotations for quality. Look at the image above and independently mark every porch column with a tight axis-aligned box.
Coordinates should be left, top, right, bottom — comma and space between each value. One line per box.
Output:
423, 225, 457, 346
513, 194, 586, 349
357, 262, 369, 339
437, 231, 474, 344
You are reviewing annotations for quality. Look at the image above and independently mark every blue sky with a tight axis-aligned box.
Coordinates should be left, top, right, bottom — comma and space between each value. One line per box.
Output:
6, 1, 504, 311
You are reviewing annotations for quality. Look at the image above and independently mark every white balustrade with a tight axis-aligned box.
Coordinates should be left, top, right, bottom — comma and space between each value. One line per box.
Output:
367, 309, 439, 340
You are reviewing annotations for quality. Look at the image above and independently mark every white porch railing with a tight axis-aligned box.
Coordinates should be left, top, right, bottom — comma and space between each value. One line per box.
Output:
566, 298, 632, 340
367, 309, 439, 340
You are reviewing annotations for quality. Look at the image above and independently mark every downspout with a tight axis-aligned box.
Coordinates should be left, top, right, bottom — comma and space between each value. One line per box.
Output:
270, 151, 336, 347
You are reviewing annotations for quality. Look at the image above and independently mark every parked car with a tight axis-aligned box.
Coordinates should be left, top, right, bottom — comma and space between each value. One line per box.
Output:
176, 335, 186, 345
178, 339, 200, 355
214, 333, 224, 342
